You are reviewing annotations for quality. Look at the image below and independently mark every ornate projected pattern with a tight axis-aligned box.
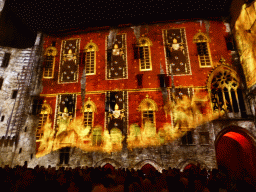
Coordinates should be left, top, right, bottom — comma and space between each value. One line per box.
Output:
164, 28, 191, 75
59, 39, 80, 83
106, 34, 127, 79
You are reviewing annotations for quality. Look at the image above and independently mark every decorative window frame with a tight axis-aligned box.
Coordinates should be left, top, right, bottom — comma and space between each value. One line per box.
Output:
138, 94, 158, 128
36, 100, 52, 142
207, 64, 243, 116
43, 46, 57, 79
58, 38, 81, 84
137, 36, 153, 71
84, 40, 99, 75
193, 30, 212, 68
81, 97, 97, 128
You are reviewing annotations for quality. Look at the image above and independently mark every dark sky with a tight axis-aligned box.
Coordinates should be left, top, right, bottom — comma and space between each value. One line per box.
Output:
8, 0, 233, 34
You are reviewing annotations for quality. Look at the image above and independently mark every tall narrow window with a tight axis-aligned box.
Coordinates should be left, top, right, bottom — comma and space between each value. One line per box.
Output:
137, 36, 153, 71
138, 94, 158, 128
84, 40, 98, 75
209, 65, 246, 117
181, 131, 194, 145
1, 52, 11, 68
82, 97, 97, 129
193, 30, 212, 67
43, 45, 57, 78
0, 78, 3, 90
11, 90, 18, 99
92, 127, 102, 146
36, 100, 52, 141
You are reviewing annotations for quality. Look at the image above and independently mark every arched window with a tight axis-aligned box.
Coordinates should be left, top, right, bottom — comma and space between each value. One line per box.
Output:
36, 100, 52, 141
84, 40, 99, 75
138, 94, 158, 128
208, 64, 246, 117
92, 126, 102, 146
137, 36, 153, 71
43, 45, 57, 78
193, 30, 212, 67
81, 97, 97, 128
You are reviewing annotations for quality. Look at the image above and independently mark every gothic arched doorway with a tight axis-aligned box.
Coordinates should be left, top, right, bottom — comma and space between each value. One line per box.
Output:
103, 163, 114, 171
141, 164, 157, 175
183, 163, 199, 172
215, 128, 256, 179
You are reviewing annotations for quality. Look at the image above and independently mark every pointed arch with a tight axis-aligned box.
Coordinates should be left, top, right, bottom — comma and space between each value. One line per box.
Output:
81, 97, 97, 113
94, 158, 122, 168
41, 101, 53, 114
134, 159, 163, 173
138, 95, 158, 129
193, 30, 212, 67
137, 36, 153, 71
138, 95, 158, 111
84, 40, 98, 75
193, 30, 211, 43
81, 97, 97, 128
45, 46, 58, 56
36, 101, 52, 141
43, 46, 57, 78
207, 65, 246, 116
137, 36, 153, 47
84, 39, 99, 52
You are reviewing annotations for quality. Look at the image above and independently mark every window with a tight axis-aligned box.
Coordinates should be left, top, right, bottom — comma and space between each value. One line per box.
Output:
142, 110, 154, 125
36, 114, 48, 141
138, 94, 158, 128
43, 46, 57, 78
84, 40, 99, 75
193, 30, 212, 67
59, 147, 70, 165
137, 36, 152, 71
209, 66, 246, 117
199, 132, 209, 145
43, 56, 55, 78
92, 127, 102, 146
82, 97, 97, 129
1, 53, 11, 68
85, 52, 95, 74
211, 70, 245, 113
181, 131, 193, 145
1, 115, 4, 122
11, 90, 18, 99
0, 78, 3, 90
84, 40, 98, 75
36, 100, 52, 141
84, 111, 93, 127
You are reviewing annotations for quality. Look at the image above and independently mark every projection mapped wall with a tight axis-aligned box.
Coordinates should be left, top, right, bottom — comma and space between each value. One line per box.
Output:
36, 89, 223, 157
36, 21, 232, 158
234, 2, 256, 89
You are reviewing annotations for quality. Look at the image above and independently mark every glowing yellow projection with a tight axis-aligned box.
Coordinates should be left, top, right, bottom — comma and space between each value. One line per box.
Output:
234, 3, 256, 89
127, 90, 224, 149
36, 90, 224, 157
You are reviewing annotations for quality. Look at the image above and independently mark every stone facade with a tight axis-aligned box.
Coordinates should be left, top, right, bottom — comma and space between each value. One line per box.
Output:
0, 0, 256, 173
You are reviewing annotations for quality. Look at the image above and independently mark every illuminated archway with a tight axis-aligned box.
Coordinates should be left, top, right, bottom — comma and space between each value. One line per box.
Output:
94, 158, 122, 168
178, 159, 208, 172
134, 159, 163, 173
215, 126, 256, 179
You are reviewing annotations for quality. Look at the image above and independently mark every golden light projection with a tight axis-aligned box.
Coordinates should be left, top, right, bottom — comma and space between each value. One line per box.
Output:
127, 90, 224, 149
36, 111, 124, 157
234, 3, 256, 89
36, 90, 224, 157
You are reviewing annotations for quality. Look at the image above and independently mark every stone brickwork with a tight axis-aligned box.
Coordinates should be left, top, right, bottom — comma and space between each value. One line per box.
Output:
0, 0, 256, 171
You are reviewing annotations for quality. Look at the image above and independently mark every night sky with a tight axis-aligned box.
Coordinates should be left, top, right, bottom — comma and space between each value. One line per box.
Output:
7, 0, 233, 34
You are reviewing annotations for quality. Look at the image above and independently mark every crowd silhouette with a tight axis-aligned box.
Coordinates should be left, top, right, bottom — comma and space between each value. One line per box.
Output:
0, 163, 255, 192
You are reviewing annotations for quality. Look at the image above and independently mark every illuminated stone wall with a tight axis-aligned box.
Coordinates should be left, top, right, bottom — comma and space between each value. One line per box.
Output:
231, 0, 256, 90
1, 17, 255, 171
